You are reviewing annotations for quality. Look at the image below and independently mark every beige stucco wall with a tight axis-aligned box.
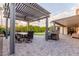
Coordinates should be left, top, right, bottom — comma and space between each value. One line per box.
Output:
76, 27, 79, 34
64, 27, 67, 34
59, 26, 67, 35
60, 27, 64, 34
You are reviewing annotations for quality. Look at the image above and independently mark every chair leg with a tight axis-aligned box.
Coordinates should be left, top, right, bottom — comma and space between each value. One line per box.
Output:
30, 40, 32, 43
46, 38, 48, 41
25, 38, 29, 43
25, 38, 32, 43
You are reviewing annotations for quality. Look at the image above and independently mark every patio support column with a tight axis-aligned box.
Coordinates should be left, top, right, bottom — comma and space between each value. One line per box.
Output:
9, 3, 16, 55
53, 22, 56, 31
62, 27, 64, 34
5, 3, 9, 39
27, 21, 30, 31
6, 17, 8, 39
45, 17, 48, 40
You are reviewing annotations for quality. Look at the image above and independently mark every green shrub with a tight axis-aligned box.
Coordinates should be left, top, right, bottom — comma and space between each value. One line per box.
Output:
40, 27, 46, 32
15, 25, 47, 33
0, 26, 5, 34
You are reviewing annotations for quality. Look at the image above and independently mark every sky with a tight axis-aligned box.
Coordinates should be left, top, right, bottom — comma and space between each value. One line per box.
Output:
39, 3, 77, 15
0, 3, 79, 27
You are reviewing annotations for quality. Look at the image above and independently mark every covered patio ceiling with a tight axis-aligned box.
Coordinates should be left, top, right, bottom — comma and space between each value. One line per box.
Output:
4, 3, 50, 22
52, 15, 79, 27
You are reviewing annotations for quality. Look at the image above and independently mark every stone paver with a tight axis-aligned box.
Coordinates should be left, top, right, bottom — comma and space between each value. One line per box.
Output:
3, 34, 79, 56
0, 37, 3, 56
14, 35, 79, 56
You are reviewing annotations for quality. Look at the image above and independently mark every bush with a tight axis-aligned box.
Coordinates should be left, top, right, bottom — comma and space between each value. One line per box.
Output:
0, 25, 49, 34
0, 26, 5, 34
15, 25, 46, 33
40, 27, 46, 32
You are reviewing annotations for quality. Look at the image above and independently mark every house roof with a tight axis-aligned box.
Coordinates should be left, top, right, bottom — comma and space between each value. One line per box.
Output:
52, 15, 79, 27
3, 3, 50, 22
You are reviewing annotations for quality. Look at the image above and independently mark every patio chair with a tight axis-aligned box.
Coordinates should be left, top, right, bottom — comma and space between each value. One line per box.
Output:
3, 30, 10, 37
48, 32, 52, 39
15, 34, 23, 43
3, 30, 6, 37
72, 33, 79, 39
24, 31, 34, 43
48, 30, 59, 40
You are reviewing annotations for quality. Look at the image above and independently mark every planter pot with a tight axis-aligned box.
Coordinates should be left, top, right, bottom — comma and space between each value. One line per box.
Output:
0, 34, 4, 37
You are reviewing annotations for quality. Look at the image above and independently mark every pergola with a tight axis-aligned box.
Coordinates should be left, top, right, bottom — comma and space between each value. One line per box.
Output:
3, 3, 50, 55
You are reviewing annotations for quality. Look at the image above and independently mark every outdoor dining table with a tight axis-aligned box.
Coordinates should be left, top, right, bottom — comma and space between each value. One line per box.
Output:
15, 32, 28, 42
16, 32, 28, 35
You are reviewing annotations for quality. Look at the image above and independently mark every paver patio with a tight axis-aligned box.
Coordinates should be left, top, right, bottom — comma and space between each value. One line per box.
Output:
3, 34, 79, 56
0, 37, 3, 56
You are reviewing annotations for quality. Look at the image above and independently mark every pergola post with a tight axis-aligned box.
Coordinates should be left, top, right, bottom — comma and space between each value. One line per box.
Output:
27, 21, 30, 31
6, 17, 8, 39
53, 22, 56, 31
45, 17, 48, 40
5, 3, 10, 39
0, 11, 2, 25
9, 3, 16, 55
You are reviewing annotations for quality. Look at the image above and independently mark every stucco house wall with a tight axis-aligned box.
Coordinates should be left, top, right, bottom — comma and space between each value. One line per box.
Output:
59, 26, 67, 35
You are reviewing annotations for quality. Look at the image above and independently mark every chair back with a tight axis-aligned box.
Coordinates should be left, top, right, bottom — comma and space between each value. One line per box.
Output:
27, 31, 34, 39
15, 34, 22, 39
3, 31, 6, 37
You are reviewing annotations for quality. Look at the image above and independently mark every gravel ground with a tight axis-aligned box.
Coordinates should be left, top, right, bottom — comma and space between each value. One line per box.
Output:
3, 34, 79, 56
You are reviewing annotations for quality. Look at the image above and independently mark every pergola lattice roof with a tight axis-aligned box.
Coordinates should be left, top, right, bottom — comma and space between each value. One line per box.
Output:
4, 3, 50, 22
